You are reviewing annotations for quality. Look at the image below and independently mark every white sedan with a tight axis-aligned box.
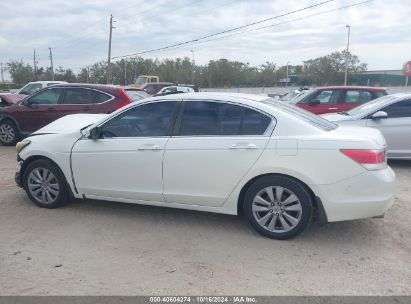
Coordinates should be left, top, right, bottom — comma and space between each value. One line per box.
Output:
15, 93, 395, 239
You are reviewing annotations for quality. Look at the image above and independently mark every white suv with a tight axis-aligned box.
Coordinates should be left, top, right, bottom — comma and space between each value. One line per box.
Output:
16, 81, 67, 95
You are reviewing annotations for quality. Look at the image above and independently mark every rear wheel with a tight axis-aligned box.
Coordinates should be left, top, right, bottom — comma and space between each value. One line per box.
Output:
244, 176, 313, 240
23, 159, 70, 208
0, 120, 19, 146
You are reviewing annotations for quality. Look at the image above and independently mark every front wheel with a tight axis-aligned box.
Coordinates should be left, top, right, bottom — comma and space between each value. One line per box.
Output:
23, 159, 70, 208
244, 176, 313, 240
0, 120, 19, 146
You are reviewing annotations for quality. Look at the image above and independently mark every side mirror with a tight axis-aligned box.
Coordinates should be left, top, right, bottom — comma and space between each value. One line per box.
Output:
22, 99, 32, 107
88, 127, 101, 140
308, 99, 321, 106
371, 111, 388, 119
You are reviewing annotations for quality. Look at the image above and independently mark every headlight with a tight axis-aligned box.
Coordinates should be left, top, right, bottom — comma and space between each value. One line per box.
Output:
16, 140, 31, 153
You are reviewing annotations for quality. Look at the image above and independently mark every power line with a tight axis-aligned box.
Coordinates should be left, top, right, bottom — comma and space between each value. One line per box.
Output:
194, 0, 374, 46
112, 0, 335, 59
51, 0, 174, 49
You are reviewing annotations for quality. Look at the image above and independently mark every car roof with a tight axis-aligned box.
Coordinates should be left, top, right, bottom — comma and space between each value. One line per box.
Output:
148, 92, 269, 105
26, 81, 67, 85
316, 85, 386, 91
48, 83, 118, 90
144, 82, 175, 86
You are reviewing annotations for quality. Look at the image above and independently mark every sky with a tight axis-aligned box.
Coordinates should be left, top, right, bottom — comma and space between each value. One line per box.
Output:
0, 0, 410, 80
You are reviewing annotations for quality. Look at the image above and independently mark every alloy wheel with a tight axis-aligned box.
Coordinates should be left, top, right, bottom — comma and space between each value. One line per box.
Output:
27, 167, 60, 205
252, 186, 302, 233
0, 123, 15, 143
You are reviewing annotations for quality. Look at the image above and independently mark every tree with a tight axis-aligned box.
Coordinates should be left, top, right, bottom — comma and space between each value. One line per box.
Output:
5, 60, 34, 85
301, 50, 367, 85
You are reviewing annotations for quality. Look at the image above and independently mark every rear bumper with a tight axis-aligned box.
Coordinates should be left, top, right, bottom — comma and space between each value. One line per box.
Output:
313, 166, 395, 222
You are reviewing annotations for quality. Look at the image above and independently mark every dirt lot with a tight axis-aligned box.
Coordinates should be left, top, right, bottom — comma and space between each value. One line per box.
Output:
0, 145, 410, 296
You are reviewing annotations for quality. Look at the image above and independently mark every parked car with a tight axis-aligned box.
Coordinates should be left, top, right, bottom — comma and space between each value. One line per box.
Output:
15, 81, 67, 95
288, 86, 387, 114
142, 82, 175, 95
155, 85, 195, 96
280, 88, 313, 103
177, 84, 199, 92
0, 83, 132, 145
122, 86, 150, 102
14, 93, 394, 240
322, 93, 411, 159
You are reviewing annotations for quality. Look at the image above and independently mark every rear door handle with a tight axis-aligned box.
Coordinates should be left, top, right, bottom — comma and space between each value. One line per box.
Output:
47, 107, 56, 111
138, 144, 162, 151
230, 143, 257, 150
83, 107, 92, 111
328, 107, 338, 110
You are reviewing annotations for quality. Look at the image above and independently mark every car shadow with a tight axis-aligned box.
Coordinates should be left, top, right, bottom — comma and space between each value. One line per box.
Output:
388, 159, 411, 168
62, 198, 383, 245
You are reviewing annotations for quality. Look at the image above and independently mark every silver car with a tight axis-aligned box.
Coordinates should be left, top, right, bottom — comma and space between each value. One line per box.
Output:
322, 93, 411, 160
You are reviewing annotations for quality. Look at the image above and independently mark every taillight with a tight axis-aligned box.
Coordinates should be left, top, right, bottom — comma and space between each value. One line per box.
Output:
115, 88, 132, 110
340, 148, 387, 170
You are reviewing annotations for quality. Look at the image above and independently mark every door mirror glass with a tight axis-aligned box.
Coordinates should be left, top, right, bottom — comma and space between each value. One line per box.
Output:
371, 111, 388, 119
88, 127, 101, 140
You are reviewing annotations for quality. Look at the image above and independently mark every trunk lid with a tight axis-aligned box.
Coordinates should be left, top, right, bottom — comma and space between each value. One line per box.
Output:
329, 125, 386, 149
32, 113, 108, 135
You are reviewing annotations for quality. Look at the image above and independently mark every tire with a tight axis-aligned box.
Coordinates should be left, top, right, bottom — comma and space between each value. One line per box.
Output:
0, 120, 19, 146
243, 176, 313, 240
23, 159, 70, 208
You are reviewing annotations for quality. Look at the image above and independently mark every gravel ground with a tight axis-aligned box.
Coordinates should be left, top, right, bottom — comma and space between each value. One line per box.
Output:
0, 145, 410, 296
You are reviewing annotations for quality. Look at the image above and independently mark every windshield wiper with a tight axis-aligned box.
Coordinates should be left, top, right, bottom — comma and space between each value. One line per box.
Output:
338, 111, 350, 115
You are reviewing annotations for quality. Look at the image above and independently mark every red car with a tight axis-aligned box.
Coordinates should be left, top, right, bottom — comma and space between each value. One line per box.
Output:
0, 84, 132, 145
293, 86, 387, 114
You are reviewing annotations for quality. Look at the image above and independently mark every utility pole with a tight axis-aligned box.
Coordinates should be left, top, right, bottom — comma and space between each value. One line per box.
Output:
33, 49, 37, 80
190, 50, 195, 85
0, 63, 4, 83
107, 14, 114, 84
344, 25, 351, 86
49, 47, 55, 80
86, 66, 90, 83
286, 61, 290, 87
124, 60, 127, 85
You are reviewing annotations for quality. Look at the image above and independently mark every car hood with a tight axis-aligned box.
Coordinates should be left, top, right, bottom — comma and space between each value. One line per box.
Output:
0, 93, 26, 105
32, 113, 108, 135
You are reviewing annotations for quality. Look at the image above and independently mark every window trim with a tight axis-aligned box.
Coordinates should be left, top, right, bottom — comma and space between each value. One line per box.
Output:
59, 87, 115, 105
172, 99, 276, 138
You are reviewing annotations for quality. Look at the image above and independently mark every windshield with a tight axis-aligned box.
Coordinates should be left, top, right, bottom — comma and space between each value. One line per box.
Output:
280, 91, 300, 102
134, 76, 147, 85
347, 95, 398, 116
263, 98, 338, 131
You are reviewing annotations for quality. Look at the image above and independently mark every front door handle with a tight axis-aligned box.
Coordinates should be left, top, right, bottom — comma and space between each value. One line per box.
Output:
328, 107, 338, 110
230, 143, 257, 150
138, 144, 162, 151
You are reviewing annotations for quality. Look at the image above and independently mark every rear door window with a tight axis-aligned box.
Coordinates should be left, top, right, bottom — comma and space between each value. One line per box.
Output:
63, 88, 92, 104
344, 90, 372, 104
179, 101, 271, 136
